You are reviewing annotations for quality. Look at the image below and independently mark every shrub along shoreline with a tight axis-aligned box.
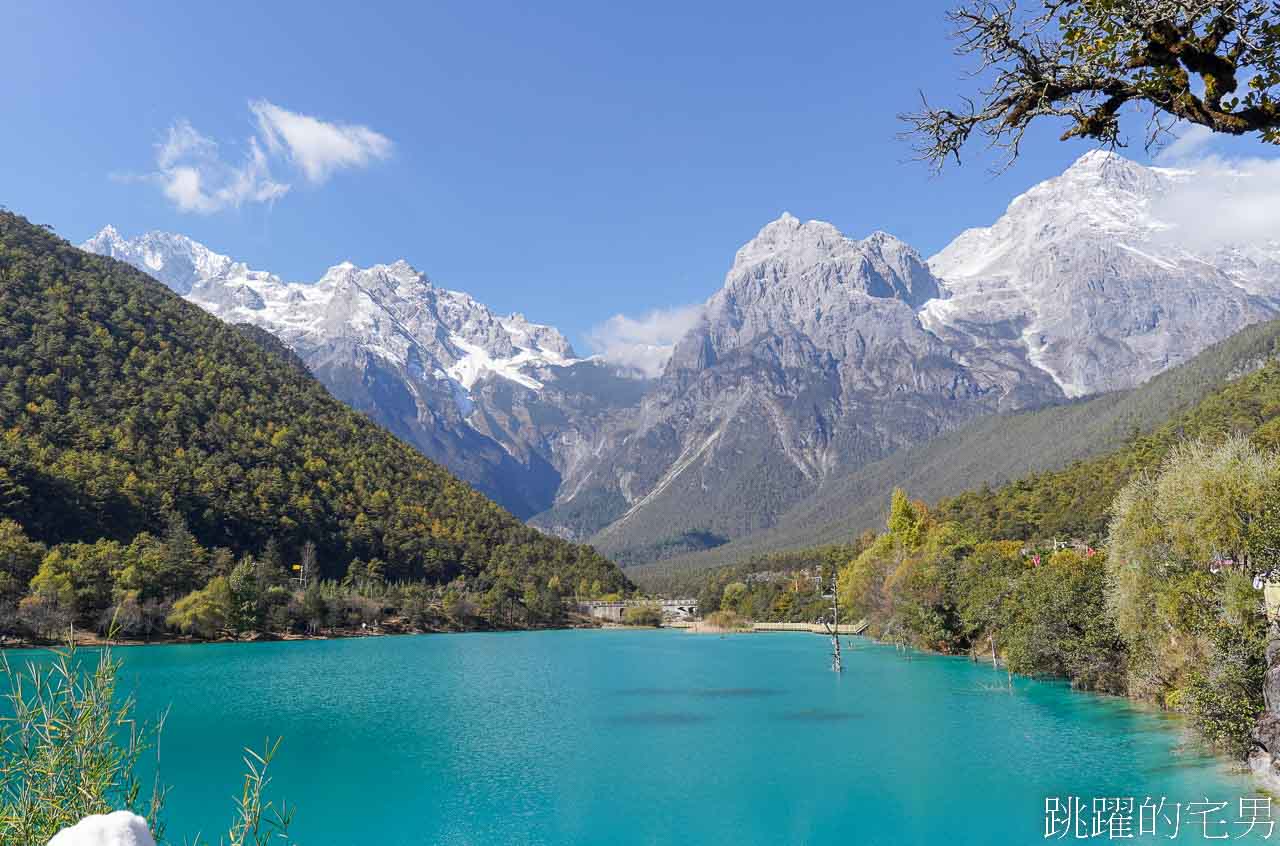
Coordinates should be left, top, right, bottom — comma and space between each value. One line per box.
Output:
834, 436, 1275, 761
0, 513, 629, 648
0, 614, 607, 652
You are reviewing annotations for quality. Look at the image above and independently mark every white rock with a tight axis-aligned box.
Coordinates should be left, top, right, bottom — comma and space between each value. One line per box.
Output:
47, 811, 155, 846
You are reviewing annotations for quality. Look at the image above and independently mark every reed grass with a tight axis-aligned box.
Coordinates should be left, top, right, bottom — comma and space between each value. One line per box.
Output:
0, 637, 295, 845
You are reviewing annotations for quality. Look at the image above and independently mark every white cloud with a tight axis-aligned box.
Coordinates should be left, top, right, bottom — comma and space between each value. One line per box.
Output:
251, 100, 392, 184
587, 303, 706, 378
150, 120, 289, 214
138, 102, 391, 213
1151, 154, 1280, 251
1155, 123, 1215, 164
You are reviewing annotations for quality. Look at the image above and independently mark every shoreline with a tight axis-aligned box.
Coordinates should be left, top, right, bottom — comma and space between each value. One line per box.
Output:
0, 616, 606, 652
813, 628, 1269, 790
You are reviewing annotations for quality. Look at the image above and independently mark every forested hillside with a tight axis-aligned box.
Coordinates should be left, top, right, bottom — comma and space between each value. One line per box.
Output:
937, 358, 1280, 542
0, 212, 628, 638
637, 319, 1280, 579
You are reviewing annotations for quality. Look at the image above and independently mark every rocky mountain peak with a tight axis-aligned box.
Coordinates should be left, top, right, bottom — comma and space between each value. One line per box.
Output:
1057, 148, 1175, 198
731, 212, 849, 271
84, 226, 237, 294
1062, 148, 1154, 180
83, 224, 123, 250
858, 230, 941, 309
925, 151, 1280, 397
82, 228, 579, 384
718, 214, 944, 319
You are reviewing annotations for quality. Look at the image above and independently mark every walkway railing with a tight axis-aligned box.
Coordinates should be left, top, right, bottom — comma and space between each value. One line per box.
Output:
751, 620, 869, 635
660, 619, 870, 634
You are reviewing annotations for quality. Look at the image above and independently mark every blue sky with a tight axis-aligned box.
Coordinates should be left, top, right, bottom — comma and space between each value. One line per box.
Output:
3, 1, 1268, 353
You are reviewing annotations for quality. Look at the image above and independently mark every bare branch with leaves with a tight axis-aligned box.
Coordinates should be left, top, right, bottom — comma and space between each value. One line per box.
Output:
903, 0, 1280, 169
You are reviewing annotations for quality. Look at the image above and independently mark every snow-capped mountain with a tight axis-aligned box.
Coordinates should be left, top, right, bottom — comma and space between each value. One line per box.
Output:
531, 213, 1028, 557
83, 227, 647, 517
85, 150, 1280, 566
924, 150, 1280, 396
83, 226, 238, 294
85, 226, 577, 392
535, 155, 1280, 561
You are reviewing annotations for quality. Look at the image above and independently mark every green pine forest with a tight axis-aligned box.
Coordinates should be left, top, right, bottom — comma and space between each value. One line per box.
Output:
0, 211, 629, 642
3, 202, 1278, 758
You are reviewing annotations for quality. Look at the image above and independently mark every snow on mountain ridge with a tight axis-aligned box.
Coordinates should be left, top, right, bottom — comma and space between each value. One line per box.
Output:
922, 150, 1280, 396
83, 226, 240, 294
82, 227, 580, 399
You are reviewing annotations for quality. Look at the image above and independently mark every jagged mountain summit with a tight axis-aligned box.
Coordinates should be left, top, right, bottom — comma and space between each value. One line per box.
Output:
534, 153, 1280, 564
82, 225, 240, 295
530, 212, 1037, 561
86, 150, 1280, 568
83, 226, 578, 384
924, 150, 1280, 396
83, 226, 647, 518
3, 209, 628, 599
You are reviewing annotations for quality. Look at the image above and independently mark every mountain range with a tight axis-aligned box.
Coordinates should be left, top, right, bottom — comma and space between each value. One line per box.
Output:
81, 226, 649, 520
634, 317, 1280, 580
84, 151, 1280, 568
0, 210, 627, 600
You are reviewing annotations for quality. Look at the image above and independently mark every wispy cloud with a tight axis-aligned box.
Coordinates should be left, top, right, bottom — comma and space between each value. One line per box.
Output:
136, 101, 391, 213
587, 304, 706, 378
1154, 123, 1215, 164
148, 120, 290, 214
1151, 153, 1280, 251
250, 100, 392, 184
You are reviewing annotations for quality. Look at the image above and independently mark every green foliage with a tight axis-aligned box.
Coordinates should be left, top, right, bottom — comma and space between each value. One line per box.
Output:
702, 610, 749, 631
0, 210, 628, 637
641, 542, 864, 626
952, 540, 1026, 643
939, 359, 1280, 543
0, 644, 165, 845
839, 498, 1129, 689
0, 519, 43, 608
886, 488, 923, 544
645, 319, 1280, 576
220, 739, 294, 846
1104, 439, 1273, 752
605, 528, 730, 569
999, 550, 1127, 693
167, 577, 232, 638
720, 582, 748, 613
623, 605, 663, 627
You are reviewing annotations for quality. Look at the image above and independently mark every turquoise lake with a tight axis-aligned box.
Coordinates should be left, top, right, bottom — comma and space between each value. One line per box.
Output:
51, 630, 1267, 844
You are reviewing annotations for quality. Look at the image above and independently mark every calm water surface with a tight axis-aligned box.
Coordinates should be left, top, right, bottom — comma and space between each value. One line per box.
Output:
56, 630, 1265, 844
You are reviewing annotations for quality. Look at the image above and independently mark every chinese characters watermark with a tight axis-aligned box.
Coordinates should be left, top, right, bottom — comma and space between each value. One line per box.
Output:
1045, 797, 1276, 840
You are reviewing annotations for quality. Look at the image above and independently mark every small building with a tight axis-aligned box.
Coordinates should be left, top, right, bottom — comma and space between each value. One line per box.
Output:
575, 599, 699, 623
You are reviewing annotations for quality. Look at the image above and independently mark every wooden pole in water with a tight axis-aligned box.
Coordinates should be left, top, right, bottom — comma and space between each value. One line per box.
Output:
830, 567, 843, 673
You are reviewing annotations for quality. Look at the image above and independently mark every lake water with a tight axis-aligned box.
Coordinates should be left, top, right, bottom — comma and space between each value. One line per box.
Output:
62, 630, 1266, 844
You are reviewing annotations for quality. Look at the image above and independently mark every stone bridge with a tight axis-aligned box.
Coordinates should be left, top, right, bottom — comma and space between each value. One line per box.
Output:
577, 598, 699, 623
